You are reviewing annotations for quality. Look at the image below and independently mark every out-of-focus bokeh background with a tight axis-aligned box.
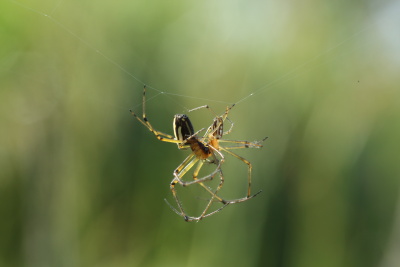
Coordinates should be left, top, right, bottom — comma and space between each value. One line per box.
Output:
1, 0, 400, 266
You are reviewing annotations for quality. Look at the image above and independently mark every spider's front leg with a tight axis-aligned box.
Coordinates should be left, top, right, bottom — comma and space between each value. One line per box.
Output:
130, 85, 182, 144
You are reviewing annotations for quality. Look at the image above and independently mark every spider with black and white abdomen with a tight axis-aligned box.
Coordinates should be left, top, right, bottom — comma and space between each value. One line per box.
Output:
130, 85, 267, 222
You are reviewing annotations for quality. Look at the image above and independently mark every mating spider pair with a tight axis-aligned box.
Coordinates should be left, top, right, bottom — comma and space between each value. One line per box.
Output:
131, 86, 267, 222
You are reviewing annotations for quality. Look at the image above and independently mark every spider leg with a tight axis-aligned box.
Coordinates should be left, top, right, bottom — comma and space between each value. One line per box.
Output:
182, 170, 232, 222
168, 147, 230, 221
187, 201, 230, 221
169, 153, 199, 220
192, 161, 227, 221
219, 137, 268, 149
174, 153, 196, 178
164, 198, 187, 219
225, 190, 263, 204
219, 104, 236, 136
188, 104, 236, 137
220, 147, 263, 202
192, 161, 218, 198
222, 116, 234, 135
130, 85, 184, 144
183, 190, 263, 222
176, 144, 224, 187
179, 147, 230, 221
169, 156, 224, 221
131, 110, 177, 140
168, 153, 222, 220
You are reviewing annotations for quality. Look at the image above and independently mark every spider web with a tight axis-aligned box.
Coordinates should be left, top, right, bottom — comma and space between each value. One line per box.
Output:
5, 0, 396, 116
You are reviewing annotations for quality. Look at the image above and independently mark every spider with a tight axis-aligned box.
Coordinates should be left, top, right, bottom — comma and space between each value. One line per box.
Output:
130, 85, 267, 222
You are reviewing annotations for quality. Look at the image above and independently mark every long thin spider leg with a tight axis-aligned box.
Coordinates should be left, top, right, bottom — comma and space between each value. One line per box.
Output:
131, 110, 176, 140
210, 104, 235, 137
185, 201, 230, 222
197, 168, 226, 220
191, 161, 225, 203
220, 147, 254, 197
225, 190, 263, 204
219, 137, 268, 149
188, 104, 235, 138
169, 156, 199, 220
174, 153, 196, 177
222, 116, 234, 135
164, 198, 186, 218
178, 167, 227, 222
190, 161, 228, 221
183, 170, 232, 222
130, 85, 182, 143
183, 190, 263, 222
141, 85, 158, 133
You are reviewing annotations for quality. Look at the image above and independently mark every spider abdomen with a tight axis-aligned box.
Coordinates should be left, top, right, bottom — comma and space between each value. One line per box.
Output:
188, 138, 212, 160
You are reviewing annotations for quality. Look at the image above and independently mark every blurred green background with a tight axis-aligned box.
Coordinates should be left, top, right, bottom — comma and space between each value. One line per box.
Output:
1, 0, 400, 266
